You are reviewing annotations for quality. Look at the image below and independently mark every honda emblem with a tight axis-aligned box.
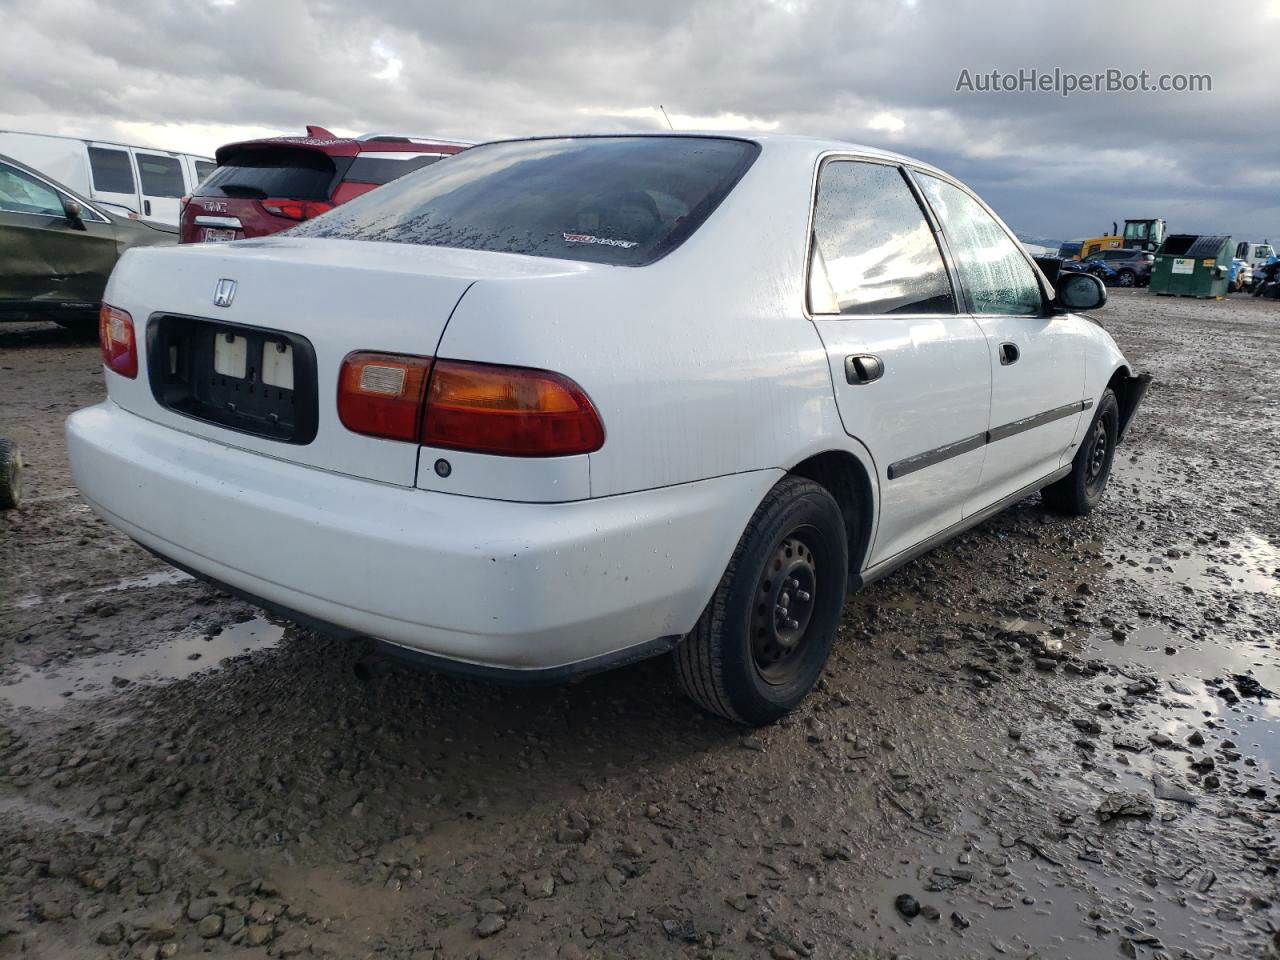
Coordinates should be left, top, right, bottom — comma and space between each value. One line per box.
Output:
213, 279, 237, 308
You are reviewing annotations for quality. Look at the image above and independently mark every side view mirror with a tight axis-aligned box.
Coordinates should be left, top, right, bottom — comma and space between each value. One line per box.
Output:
61, 195, 86, 229
1053, 272, 1107, 312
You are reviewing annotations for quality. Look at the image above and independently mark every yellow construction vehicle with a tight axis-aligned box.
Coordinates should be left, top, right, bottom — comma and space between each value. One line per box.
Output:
1067, 220, 1166, 260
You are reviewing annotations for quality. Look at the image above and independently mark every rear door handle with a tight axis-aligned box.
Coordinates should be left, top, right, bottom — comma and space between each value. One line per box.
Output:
844, 354, 884, 384
144, 199, 152, 217
999, 342, 1020, 366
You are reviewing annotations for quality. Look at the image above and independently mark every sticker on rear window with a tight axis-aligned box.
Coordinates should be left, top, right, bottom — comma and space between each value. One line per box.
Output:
563, 232, 638, 249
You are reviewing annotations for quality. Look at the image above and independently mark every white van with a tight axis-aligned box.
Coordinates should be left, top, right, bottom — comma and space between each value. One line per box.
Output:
0, 130, 214, 227
1234, 240, 1276, 273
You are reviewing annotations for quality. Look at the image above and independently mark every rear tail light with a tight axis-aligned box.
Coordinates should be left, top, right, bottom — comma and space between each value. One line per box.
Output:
423, 360, 604, 456
99, 304, 138, 379
260, 199, 334, 221
338, 352, 433, 442
336, 355, 605, 455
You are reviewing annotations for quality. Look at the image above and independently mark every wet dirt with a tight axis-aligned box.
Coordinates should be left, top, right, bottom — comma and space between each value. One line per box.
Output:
0, 617, 284, 711
0, 292, 1278, 959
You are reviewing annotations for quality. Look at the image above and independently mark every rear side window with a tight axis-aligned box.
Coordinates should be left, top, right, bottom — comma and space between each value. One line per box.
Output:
196, 148, 338, 200
136, 154, 185, 198
292, 136, 760, 267
194, 160, 216, 183
918, 174, 1042, 316
808, 160, 955, 315
88, 147, 135, 194
344, 154, 443, 186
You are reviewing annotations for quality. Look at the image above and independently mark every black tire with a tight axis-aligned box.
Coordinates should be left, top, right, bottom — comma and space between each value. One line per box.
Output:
1116, 270, 1136, 288
0, 439, 23, 510
1042, 389, 1119, 516
674, 476, 849, 726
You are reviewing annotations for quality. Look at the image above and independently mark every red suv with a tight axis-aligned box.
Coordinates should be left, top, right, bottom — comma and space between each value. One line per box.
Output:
179, 125, 469, 244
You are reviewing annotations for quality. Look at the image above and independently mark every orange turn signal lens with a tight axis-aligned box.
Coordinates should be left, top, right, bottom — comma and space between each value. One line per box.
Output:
422, 360, 604, 456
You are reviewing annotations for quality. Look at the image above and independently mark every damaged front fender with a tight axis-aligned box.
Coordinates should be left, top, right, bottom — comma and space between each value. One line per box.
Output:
1117, 371, 1153, 443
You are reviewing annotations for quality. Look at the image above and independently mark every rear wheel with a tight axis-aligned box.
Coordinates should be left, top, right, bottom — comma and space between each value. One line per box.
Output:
1042, 389, 1119, 516
675, 476, 848, 725
0, 439, 23, 510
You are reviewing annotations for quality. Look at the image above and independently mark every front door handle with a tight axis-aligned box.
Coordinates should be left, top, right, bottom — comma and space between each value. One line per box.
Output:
844, 354, 884, 384
999, 342, 1020, 366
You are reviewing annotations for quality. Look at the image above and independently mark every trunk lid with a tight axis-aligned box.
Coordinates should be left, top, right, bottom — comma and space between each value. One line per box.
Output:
103, 237, 592, 486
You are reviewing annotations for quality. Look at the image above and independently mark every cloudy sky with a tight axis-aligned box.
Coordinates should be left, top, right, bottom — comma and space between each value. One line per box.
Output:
2, 0, 1278, 241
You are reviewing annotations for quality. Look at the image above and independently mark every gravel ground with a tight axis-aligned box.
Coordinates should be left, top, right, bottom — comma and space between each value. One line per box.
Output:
0, 289, 1278, 960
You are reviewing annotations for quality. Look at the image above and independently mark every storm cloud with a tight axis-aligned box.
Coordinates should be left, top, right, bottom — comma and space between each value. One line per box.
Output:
2, 0, 1277, 241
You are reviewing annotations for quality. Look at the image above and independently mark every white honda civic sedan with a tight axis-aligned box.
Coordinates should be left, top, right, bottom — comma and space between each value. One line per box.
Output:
67, 134, 1149, 725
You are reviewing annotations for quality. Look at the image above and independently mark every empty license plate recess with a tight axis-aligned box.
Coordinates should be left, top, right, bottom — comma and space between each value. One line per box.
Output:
146, 315, 319, 444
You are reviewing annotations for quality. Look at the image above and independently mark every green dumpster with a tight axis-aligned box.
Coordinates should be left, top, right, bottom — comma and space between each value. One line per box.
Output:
1149, 234, 1232, 298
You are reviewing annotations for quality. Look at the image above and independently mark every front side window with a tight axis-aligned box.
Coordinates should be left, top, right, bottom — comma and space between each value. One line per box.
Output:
808, 160, 955, 315
1258, 245, 1275, 260
194, 160, 216, 183
292, 136, 760, 267
88, 147, 135, 194
136, 154, 185, 198
918, 174, 1041, 316
0, 163, 65, 216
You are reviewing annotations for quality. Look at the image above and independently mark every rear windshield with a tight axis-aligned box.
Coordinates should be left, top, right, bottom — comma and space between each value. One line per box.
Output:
196, 148, 338, 200
290, 136, 761, 266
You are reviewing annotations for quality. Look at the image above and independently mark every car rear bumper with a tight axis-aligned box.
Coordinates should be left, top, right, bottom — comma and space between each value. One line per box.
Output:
66, 401, 776, 674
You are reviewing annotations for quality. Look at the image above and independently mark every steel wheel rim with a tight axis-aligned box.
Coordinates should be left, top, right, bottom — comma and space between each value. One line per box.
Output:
750, 530, 820, 686
1085, 418, 1109, 492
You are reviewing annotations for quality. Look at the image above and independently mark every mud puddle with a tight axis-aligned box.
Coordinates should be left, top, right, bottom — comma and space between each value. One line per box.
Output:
1086, 621, 1280, 773
0, 616, 283, 710
11, 567, 193, 610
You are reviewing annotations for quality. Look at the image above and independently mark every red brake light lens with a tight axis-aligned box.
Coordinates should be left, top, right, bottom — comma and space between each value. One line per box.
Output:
422, 360, 605, 457
99, 304, 138, 379
337, 352, 433, 442
261, 199, 334, 221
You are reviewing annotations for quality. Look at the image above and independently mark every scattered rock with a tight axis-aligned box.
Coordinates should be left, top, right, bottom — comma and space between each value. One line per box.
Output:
1153, 774, 1196, 805
1097, 791, 1154, 821
475, 914, 506, 938
186, 897, 215, 922
894, 894, 921, 919
197, 914, 224, 938
662, 917, 698, 942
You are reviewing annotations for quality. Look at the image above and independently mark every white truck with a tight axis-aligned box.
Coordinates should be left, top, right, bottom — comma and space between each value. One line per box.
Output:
1234, 240, 1276, 278
0, 130, 213, 226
